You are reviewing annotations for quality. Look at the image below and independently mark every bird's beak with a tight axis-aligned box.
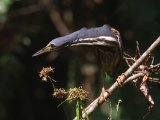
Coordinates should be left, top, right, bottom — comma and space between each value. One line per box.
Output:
32, 45, 53, 57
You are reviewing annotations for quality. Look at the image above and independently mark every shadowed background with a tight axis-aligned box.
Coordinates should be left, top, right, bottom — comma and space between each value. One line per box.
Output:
0, 0, 160, 120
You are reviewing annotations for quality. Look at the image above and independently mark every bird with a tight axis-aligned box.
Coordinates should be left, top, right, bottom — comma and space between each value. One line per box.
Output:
33, 24, 122, 98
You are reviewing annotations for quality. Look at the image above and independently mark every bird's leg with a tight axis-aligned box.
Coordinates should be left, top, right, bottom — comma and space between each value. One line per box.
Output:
96, 48, 113, 100
100, 61, 107, 100
100, 80, 106, 101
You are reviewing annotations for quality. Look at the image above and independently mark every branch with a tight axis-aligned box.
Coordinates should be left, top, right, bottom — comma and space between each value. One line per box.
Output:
9, 4, 42, 17
74, 36, 160, 119
9, 0, 70, 36
40, 0, 70, 35
124, 73, 144, 84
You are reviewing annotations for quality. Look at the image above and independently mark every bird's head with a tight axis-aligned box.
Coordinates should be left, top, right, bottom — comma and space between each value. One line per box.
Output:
32, 31, 78, 57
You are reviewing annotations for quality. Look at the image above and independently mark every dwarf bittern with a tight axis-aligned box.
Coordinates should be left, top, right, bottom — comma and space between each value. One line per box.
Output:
33, 25, 122, 97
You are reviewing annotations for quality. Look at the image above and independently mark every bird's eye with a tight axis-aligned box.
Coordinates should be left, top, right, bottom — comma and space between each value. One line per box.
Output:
50, 44, 54, 48
49, 44, 56, 50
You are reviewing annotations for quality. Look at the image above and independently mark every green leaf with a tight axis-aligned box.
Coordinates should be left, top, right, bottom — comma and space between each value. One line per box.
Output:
76, 101, 80, 120
76, 100, 82, 120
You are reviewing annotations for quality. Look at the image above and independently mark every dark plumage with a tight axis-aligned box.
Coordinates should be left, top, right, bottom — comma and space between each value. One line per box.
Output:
33, 25, 122, 75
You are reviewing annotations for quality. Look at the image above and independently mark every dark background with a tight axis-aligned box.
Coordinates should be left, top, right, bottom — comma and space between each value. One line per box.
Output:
0, 0, 160, 120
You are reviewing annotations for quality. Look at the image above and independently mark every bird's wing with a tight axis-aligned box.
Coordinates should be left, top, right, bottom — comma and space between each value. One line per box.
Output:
67, 25, 122, 75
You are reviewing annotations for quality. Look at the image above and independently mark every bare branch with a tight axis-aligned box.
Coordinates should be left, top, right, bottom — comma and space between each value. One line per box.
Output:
39, 0, 70, 35
9, 4, 42, 17
124, 73, 144, 84
9, 0, 70, 36
139, 75, 154, 118
135, 41, 141, 59
148, 77, 160, 83
74, 36, 160, 119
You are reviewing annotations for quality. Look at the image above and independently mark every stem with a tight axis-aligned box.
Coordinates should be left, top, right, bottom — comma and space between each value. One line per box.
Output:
76, 100, 82, 120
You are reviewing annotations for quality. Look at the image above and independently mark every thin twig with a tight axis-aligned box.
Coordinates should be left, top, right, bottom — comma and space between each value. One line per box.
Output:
39, 0, 70, 35
124, 73, 144, 84
73, 36, 160, 120
9, 4, 42, 17
148, 77, 160, 83
9, 0, 70, 36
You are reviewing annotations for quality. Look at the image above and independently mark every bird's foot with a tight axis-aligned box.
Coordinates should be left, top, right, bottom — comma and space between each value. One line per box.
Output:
100, 87, 107, 101
100, 87, 111, 101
